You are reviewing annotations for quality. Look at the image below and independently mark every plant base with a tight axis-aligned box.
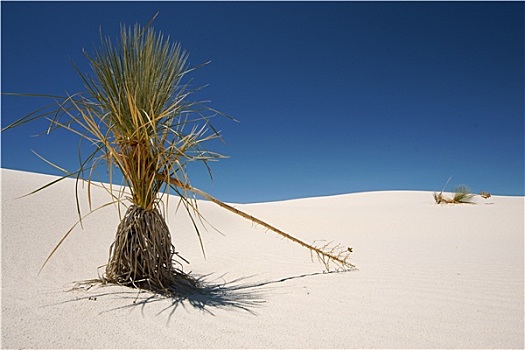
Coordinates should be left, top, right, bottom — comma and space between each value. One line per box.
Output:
104, 205, 197, 294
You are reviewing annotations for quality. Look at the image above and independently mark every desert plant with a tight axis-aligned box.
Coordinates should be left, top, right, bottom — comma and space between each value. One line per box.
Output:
433, 176, 452, 204
433, 177, 476, 204
452, 185, 475, 204
3, 17, 354, 296
480, 191, 491, 199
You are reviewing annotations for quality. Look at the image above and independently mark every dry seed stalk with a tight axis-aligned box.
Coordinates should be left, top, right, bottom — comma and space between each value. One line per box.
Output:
160, 174, 355, 271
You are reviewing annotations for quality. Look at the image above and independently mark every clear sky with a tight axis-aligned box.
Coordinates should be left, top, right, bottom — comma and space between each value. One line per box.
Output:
2, 2, 524, 203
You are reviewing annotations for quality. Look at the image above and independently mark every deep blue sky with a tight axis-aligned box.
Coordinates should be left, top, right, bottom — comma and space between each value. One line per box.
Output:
2, 2, 524, 203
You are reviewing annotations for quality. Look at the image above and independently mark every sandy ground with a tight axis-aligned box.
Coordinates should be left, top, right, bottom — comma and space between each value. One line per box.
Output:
1, 168, 523, 349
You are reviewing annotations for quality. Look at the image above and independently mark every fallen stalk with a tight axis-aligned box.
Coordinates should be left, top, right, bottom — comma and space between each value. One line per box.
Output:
159, 174, 354, 270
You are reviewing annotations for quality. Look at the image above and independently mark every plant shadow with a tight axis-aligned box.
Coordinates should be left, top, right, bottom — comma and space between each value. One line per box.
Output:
58, 270, 348, 322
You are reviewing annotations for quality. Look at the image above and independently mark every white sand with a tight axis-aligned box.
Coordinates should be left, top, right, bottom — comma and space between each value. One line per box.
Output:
1, 168, 523, 349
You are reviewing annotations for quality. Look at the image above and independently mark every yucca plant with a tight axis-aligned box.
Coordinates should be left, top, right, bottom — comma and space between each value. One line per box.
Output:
3, 17, 354, 296
452, 185, 475, 204
434, 177, 476, 204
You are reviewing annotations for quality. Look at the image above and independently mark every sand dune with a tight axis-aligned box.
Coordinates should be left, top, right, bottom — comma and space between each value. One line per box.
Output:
1, 168, 523, 349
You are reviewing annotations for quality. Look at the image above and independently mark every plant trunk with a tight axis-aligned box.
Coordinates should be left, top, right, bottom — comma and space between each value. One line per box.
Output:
105, 205, 195, 293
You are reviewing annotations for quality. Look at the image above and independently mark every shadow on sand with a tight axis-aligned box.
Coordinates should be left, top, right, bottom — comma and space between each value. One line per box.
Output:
55, 270, 348, 322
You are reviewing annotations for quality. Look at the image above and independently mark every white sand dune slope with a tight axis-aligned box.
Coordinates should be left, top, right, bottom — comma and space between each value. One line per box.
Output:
1, 169, 523, 348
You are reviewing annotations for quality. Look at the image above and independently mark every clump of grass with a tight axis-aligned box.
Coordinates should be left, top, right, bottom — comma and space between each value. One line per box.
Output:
433, 177, 476, 204
3, 15, 354, 296
452, 185, 476, 204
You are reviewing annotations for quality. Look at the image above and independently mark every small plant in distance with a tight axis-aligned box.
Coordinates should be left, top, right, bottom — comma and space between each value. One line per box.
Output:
480, 191, 491, 199
3, 16, 354, 296
434, 177, 476, 204
452, 185, 476, 204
